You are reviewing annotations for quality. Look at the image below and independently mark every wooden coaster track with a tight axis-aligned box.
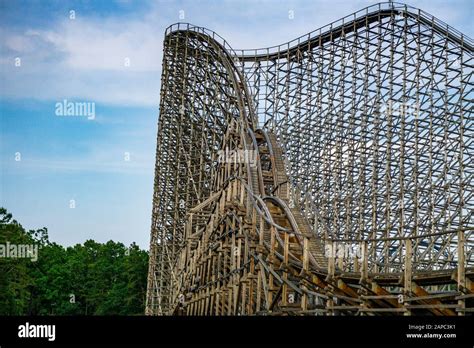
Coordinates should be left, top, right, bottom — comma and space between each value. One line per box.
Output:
146, 2, 473, 316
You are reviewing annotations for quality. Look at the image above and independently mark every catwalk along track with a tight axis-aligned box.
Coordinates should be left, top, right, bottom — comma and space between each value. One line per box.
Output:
146, 2, 474, 316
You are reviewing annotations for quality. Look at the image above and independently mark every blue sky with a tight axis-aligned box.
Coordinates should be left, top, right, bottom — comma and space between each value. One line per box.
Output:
1, 0, 473, 249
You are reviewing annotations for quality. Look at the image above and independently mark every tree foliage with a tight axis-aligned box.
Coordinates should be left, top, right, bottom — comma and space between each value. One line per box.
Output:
0, 208, 149, 315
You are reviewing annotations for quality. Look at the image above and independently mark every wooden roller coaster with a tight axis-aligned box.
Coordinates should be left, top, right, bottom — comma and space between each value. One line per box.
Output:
146, 2, 473, 316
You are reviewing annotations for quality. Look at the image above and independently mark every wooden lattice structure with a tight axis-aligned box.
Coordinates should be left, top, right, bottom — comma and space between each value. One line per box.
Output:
146, 2, 473, 316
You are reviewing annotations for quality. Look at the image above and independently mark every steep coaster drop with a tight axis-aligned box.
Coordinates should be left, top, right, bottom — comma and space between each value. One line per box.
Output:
146, 2, 473, 316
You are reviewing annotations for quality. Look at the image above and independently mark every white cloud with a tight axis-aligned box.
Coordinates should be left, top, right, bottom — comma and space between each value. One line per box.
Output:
40, 18, 162, 72
0, 6, 165, 106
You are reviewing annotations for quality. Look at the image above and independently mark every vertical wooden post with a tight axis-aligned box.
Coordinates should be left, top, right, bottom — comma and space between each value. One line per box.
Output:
301, 237, 309, 311
268, 226, 276, 309
360, 241, 368, 283
457, 230, 465, 316
326, 241, 335, 281
404, 239, 412, 316
282, 232, 290, 306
